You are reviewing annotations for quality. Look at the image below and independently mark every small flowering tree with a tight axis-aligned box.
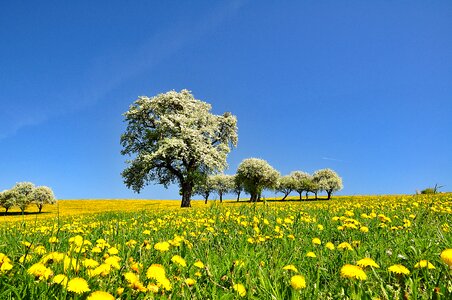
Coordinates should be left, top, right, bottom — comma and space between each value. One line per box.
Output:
193, 177, 215, 204
12, 182, 35, 213
31, 186, 57, 213
276, 175, 296, 201
0, 190, 15, 213
313, 168, 343, 199
232, 174, 243, 201
120, 89, 238, 208
236, 158, 280, 202
210, 174, 234, 203
291, 171, 313, 200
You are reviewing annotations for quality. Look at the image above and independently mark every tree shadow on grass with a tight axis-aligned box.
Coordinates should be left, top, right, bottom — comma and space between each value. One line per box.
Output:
2, 211, 51, 216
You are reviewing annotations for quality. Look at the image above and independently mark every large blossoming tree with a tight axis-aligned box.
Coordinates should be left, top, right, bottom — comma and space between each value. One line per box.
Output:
120, 89, 238, 207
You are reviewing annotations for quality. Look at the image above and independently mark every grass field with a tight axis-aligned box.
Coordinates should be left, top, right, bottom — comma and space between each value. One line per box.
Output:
0, 194, 451, 299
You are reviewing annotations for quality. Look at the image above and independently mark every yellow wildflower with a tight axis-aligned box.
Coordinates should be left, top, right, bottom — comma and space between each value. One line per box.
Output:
194, 260, 205, 269
414, 260, 435, 269
52, 274, 68, 285
340, 264, 367, 280
440, 249, 452, 267
283, 264, 299, 272
306, 252, 316, 258
312, 238, 321, 245
171, 255, 187, 267
67, 277, 90, 294
325, 242, 335, 250
388, 264, 410, 275
233, 283, 246, 297
27, 263, 53, 280
356, 258, 379, 268
290, 275, 307, 289
154, 241, 170, 252
185, 278, 196, 286
86, 291, 115, 300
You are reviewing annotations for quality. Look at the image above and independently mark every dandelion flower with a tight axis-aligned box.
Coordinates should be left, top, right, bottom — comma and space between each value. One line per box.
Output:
67, 277, 90, 294
340, 264, 367, 280
283, 265, 299, 272
325, 242, 335, 250
146, 264, 166, 280
360, 226, 369, 233
440, 249, 452, 267
312, 238, 321, 245
338, 242, 353, 251
306, 252, 316, 258
185, 278, 196, 286
52, 274, 68, 286
233, 283, 247, 297
86, 291, 115, 300
0, 253, 13, 272
171, 255, 187, 267
414, 260, 435, 269
388, 264, 410, 275
356, 258, 380, 268
290, 275, 307, 289
193, 260, 204, 268
27, 263, 53, 280
154, 242, 170, 252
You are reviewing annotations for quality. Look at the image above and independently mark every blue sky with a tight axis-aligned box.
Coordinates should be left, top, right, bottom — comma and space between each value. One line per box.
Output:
1, 1, 451, 199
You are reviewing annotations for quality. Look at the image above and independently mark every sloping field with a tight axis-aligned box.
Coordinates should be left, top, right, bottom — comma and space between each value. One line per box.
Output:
0, 194, 451, 299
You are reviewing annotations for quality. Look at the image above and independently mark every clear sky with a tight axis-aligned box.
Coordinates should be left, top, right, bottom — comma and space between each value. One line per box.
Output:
1, 1, 451, 199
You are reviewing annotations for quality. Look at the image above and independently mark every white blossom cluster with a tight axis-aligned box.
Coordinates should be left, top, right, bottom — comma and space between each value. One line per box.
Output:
0, 182, 56, 213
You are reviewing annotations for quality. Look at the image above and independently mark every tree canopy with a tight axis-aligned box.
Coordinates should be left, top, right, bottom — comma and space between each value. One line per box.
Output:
236, 158, 279, 202
313, 168, 343, 199
121, 89, 238, 207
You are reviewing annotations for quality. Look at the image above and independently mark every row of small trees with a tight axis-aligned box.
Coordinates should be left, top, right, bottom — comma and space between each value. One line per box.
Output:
194, 158, 343, 203
0, 182, 56, 213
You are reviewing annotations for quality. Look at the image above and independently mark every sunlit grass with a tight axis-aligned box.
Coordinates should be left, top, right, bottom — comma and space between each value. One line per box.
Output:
0, 194, 451, 299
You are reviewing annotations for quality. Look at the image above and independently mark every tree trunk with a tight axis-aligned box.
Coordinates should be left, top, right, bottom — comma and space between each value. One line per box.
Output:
327, 191, 332, 200
299, 192, 302, 201
281, 193, 288, 201
219, 192, 223, 203
314, 192, 318, 200
305, 192, 309, 200
250, 193, 257, 202
38, 205, 43, 213
180, 182, 193, 208
236, 191, 241, 201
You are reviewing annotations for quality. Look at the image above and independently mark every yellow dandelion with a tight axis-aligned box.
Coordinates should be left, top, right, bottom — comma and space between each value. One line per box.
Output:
290, 275, 307, 290
154, 241, 170, 252
0, 253, 13, 272
86, 291, 115, 300
83, 258, 100, 269
193, 260, 205, 269
337, 242, 353, 251
233, 283, 246, 297
312, 238, 321, 245
48, 236, 59, 244
171, 255, 187, 267
116, 287, 124, 296
340, 264, 367, 280
440, 249, 452, 267
67, 277, 90, 294
146, 264, 166, 280
325, 242, 335, 250
27, 263, 53, 280
360, 226, 369, 233
414, 260, 435, 269
306, 252, 316, 258
147, 283, 159, 293
356, 258, 380, 268
388, 264, 410, 275
107, 247, 119, 255
185, 278, 196, 286
283, 265, 299, 273
124, 272, 139, 284
104, 256, 121, 269
52, 274, 68, 286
